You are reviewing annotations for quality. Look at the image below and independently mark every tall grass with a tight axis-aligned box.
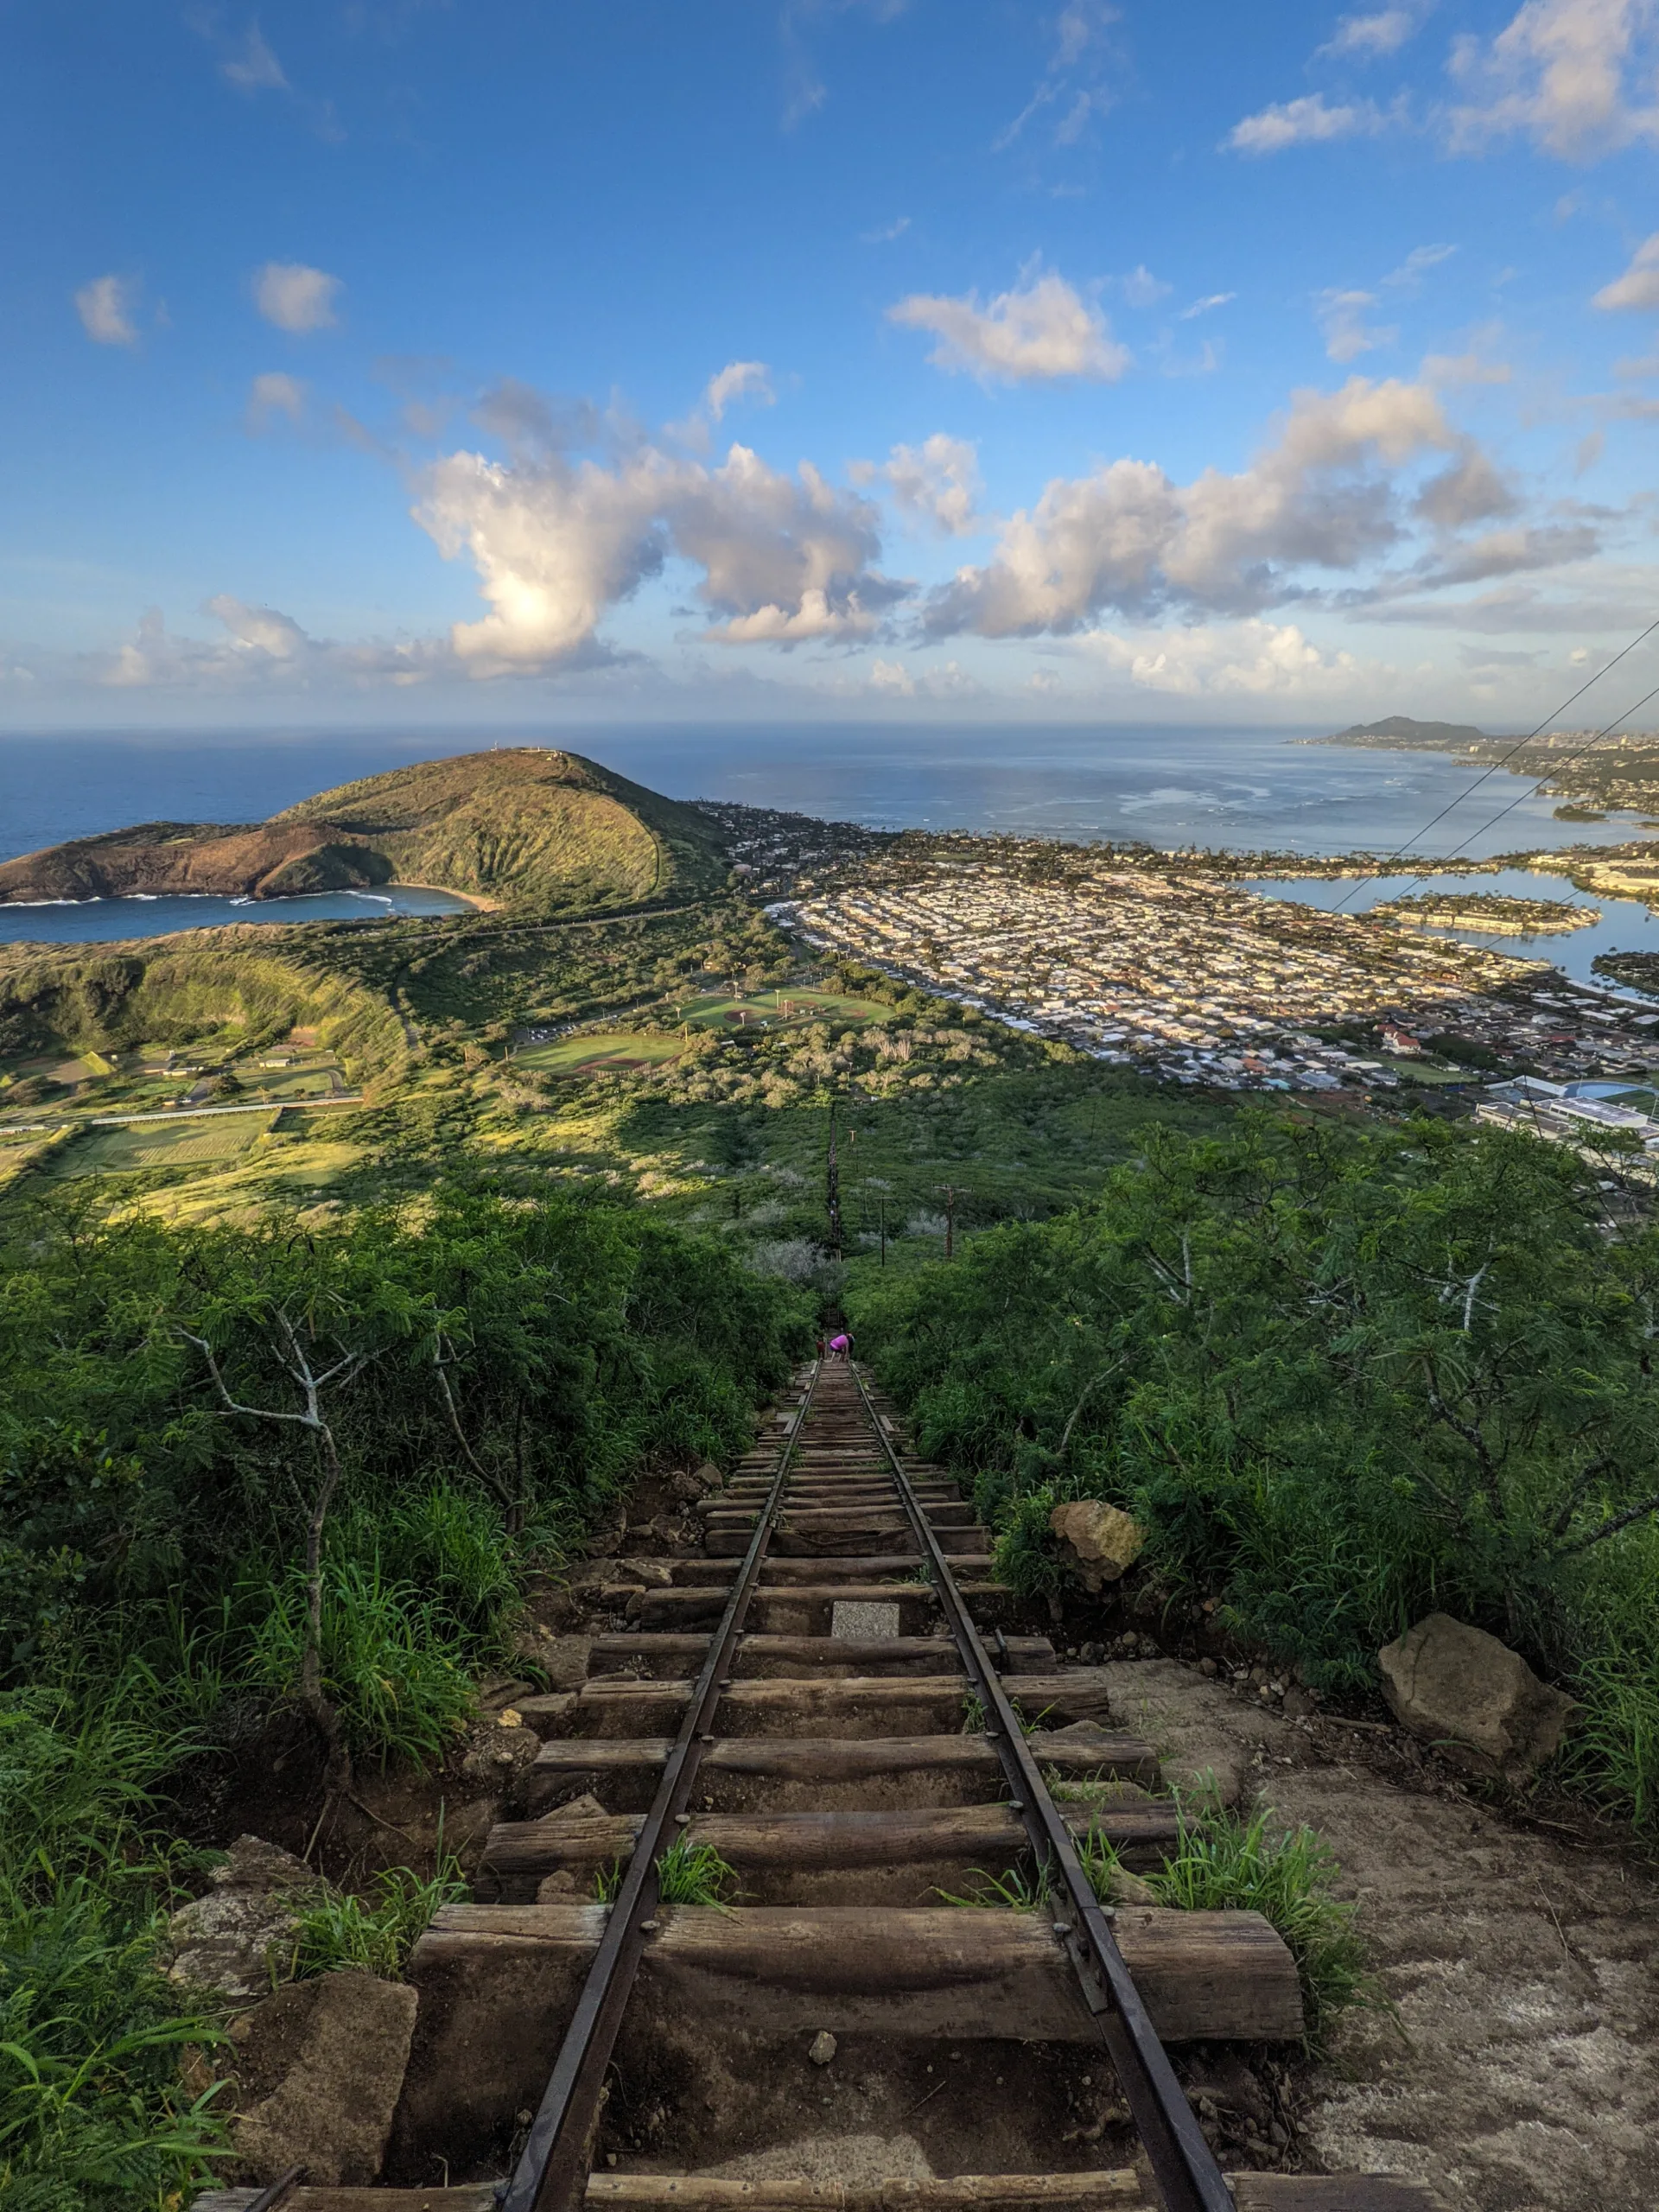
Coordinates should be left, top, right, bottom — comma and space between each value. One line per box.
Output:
286, 1854, 468, 1981
251, 1557, 475, 1765
0, 1687, 230, 2210
1143, 1799, 1383, 2052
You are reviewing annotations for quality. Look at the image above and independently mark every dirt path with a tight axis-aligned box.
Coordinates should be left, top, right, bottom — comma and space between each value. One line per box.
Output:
1101, 1659, 1659, 2212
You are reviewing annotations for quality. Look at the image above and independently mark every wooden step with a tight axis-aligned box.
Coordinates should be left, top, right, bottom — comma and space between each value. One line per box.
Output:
476, 1797, 1182, 1902
632, 1583, 934, 1630
668, 1554, 997, 1583
709, 1518, 985, 1559
522, 1726, 1163, 1815
397, 1902, 1303, 2158
586, 1633, 1052, 1680
706, 1504, 976, 1529
584, 2179, 1447, 2212
515, 1670, 1115, 1740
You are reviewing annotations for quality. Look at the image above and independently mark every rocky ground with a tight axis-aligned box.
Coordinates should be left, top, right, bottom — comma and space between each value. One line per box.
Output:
1101, 1657, 1659, 2212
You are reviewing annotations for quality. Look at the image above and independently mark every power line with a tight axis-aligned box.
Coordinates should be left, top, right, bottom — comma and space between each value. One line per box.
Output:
1338, 673, 1659, 920
1328, 612, 1659, 914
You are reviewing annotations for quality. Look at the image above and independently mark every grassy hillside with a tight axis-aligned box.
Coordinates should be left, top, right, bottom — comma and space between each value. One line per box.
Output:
268, 747, 728, 912
0, 747, 731, 914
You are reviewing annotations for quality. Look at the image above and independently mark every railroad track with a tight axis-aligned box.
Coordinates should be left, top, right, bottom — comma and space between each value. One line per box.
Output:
199, 1359, 1440, 2212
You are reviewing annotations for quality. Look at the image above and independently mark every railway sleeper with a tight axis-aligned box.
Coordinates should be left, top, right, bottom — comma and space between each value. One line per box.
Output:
390, 1901, 1304, 2170
582, 1634, 1054, 1680
475, 1798, 1179, 1904
520, 1726, 1163, 1816
199, 2177, 1441, 2211
513, 1670, 1116, 1741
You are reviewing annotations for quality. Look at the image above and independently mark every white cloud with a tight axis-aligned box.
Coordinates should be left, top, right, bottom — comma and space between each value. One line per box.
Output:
850, 434, 982, 536
923, 373, 1497, 637
1421, 343, 1512, 384
1226, 92, 1391, 153
861, 215, 911, 243
219, 21, 288, 92
1120, 264, 1172, 308
704, 361, 775, 421
1594, 232, 1659, 308
1446, 0, 1659, 161
1316, 288, 1397, 362
254, 262, 342, 333
246, 372, 305, 429
99, 597, 436, 690
887, 271, 1130, 383
1077, 618, 1372, 697
1319, 7, 1422, 59
74, 275, 139, 347
995, 1, 1122, 152
415, 435, 905, 672
1179, 292, 1236, 320
870, 657, 915, 694
1382, 242, 1457, 287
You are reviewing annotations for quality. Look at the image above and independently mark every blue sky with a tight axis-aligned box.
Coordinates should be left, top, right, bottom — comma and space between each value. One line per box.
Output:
8, 0, 1659, 730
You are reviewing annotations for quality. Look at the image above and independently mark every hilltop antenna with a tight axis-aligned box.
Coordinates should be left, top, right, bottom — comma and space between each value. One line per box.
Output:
1329, 610, 1659, 913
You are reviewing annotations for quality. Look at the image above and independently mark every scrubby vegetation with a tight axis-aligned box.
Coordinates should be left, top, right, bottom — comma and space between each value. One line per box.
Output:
0, 1184, 809, 2208
850, 1114, 1659, 1829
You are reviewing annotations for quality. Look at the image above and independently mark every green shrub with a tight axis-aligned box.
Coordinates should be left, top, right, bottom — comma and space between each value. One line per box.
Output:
250, 1560, 474, 1765
1143, 1798, 1381, 2051
286, 1858, 467, 1981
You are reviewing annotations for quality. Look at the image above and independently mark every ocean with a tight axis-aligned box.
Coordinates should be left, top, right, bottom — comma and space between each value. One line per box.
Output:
0, 723, 1651, 950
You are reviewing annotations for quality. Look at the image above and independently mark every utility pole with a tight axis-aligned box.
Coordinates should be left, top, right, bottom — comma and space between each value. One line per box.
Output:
826, 1096, 842, 1257
936, 1182, 963, 1260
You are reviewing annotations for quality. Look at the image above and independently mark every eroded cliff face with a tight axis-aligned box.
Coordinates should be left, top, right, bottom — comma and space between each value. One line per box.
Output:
0, 820, 393, 903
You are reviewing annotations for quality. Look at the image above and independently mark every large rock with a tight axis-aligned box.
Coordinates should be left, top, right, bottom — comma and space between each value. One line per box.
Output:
1378, 1612, 1574, 1777
232, 1969, 418, 2185
167, 1834, 314, 2000
1049, 1499, 1146, 1592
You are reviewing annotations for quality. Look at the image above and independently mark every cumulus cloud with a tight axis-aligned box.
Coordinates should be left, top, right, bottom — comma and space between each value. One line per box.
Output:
1446, 0, 1659, 160
254, 262, 342, 333
1179, 292, 1236, 320
1594, 232, 1659, 308
869, 657, 915, 694
1319, 7, 1423, 57
246, 372, 305, 429
1226, 92, 1391, 153
415, 434, 906, 671
850, 435, 982, 536
1317, 289, 1396, 362
74, 276, 139, 346
1077, 618, 1370, 697
100, 596, 436, 690
887, 272, 1130, 383
921, 374, 1507, 638
704, 360, 775, 421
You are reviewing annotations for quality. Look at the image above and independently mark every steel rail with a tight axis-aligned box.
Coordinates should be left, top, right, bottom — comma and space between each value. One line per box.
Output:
500, 1359, 825, 2212
849, 1363, 1235, 2212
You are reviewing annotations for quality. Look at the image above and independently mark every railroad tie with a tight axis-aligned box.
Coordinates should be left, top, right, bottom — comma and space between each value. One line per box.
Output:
197, 1358, 1447, 2212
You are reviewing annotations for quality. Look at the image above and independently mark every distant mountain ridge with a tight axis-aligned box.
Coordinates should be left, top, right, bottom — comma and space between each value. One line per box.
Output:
1326, 715, 1496, 748
0, 748, 728, 913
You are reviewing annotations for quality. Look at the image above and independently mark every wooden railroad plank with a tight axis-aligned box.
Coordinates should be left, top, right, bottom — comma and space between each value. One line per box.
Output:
521, 1726, 1163, 1815
585, 1633, 1053, 1679
582, 2181, 1446, 2212
664, 1555, 998, 1585
513, 1670, 1116, 1739
474, 1797, 1182, 1898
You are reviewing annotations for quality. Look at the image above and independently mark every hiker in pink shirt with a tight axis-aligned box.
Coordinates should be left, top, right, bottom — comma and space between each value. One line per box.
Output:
828, 1331, 852, 1362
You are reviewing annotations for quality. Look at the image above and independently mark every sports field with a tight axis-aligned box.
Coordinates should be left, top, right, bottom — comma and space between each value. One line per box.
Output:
677, 988, 894, 1032
514, 1031, 687, 1077
57, 1111, 281, 1176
